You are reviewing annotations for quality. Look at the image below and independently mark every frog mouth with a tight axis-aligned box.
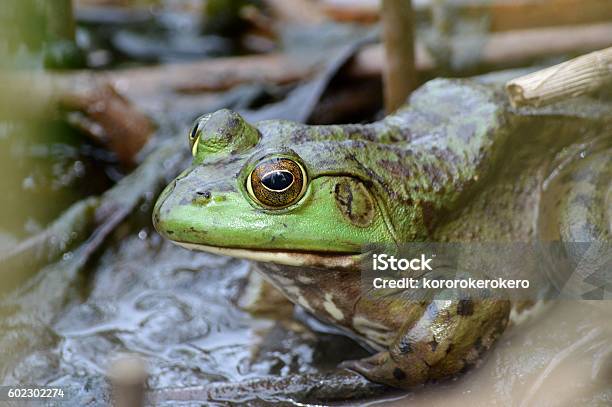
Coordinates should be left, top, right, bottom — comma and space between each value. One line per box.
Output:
174, 241, 363, 270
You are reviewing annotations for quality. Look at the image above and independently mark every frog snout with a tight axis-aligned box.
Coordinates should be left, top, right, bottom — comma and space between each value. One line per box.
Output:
152, 171, 239, 242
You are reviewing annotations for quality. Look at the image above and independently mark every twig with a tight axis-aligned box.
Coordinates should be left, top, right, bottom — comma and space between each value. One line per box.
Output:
380, 0, 417, 112
58, 78, 155, 166
505, 47, 612, 107
321, 0, 612, 32
0, 73, 154, 166
461, 0, 612, 33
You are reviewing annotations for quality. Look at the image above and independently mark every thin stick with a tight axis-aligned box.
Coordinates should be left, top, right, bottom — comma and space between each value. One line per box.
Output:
505, 47, 612, 107
380, 0, 417, 113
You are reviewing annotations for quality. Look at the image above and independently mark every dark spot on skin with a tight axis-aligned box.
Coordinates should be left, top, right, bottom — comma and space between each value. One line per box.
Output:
167, 230, 174, 235
379, 159, 410, 177
289, 126, 309, 143
226, 115, 240, 132
474, 337, 485, 353
419, 201, 437, 235
393, 368, 407, 381
334, 183, 352, 209
334, 179, 375, 227
345, 153, 394, 203
457, 299, 474, 316
421, 162, 446, 189
342, 124, 399, 142
428, 339, 438, 352
398, 338, 412, 354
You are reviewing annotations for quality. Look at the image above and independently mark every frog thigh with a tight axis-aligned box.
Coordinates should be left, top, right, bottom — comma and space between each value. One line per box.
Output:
562, 150, 610, 242
342, 299, 510, 388
541, 149, 611, 242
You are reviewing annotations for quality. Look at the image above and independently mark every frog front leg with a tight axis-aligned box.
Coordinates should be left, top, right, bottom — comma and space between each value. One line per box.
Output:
343, 298, 510, 388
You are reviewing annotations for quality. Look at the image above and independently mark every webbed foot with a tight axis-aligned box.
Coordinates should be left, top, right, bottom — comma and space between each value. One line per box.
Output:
342, 299, 510, 389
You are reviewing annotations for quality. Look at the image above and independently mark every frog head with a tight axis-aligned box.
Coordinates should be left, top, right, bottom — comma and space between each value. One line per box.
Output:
153, 109, 397, 268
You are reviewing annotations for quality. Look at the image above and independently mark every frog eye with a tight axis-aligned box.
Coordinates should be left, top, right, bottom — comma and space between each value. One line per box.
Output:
188, 114, 211, 157
247, 157, 307, 209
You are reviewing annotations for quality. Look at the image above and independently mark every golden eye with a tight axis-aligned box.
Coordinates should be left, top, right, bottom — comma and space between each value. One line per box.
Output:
247, 157, 307, 209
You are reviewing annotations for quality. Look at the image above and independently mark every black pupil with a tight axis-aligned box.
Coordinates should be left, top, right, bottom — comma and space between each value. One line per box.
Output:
261, 171, 293, 191
190, 123, 199, 140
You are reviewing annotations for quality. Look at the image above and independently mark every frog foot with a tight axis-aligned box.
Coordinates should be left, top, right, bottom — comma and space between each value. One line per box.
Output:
342, 299, 511, 389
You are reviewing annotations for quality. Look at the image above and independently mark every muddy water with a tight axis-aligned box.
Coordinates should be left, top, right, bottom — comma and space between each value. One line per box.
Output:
2, 226, 369, 404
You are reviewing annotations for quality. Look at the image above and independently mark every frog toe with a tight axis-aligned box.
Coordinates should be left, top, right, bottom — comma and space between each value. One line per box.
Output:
340, 352, 427, 389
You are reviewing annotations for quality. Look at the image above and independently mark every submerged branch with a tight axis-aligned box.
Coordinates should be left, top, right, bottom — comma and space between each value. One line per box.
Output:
149, 370, 388, 404
321, 0, 612, 32
0, 197, 99, 293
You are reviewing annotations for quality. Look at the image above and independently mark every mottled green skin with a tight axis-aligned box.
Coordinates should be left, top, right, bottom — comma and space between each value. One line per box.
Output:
153, 79, 611, 388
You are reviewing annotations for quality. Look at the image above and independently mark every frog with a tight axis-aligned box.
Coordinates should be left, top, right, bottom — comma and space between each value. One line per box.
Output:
152, 77, 611, 389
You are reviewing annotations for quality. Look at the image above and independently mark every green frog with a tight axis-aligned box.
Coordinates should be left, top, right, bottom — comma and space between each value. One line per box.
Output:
152, 78, 611, 388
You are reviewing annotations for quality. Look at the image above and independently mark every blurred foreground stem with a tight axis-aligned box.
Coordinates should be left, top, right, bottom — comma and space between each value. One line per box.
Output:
0, 0, 80, 68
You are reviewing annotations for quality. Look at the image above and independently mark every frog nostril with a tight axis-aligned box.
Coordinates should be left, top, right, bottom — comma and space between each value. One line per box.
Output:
196, 190, 212, 199
193, 189, 214, 206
